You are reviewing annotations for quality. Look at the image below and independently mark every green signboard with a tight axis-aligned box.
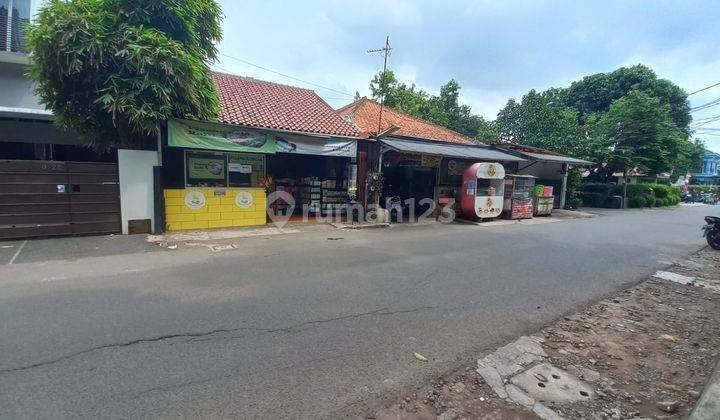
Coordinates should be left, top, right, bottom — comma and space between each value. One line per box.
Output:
169, 119, 276, 154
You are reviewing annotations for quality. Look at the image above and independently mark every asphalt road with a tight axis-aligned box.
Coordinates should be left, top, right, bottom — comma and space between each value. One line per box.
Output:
0, 206, 714, 419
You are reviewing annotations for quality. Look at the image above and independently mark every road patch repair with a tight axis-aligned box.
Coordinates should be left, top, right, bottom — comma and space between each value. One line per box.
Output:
369, 248, 720, 419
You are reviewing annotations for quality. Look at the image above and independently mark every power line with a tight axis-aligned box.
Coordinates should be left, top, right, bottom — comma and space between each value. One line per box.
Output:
693, 119, 720, 128
219, 53, 355, 98
210, 63, 234, 74
688, 82, 720, 96
691, 115, 720, 128
210, 63, 351, 104
693, 114, 720, 122
691, 97, 720, 112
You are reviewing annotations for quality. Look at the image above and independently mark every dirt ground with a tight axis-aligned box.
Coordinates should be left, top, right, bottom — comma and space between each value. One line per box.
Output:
370, 248, 720, 419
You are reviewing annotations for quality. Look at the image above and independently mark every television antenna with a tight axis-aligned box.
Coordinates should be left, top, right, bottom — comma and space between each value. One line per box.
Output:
367, 36, 392, 134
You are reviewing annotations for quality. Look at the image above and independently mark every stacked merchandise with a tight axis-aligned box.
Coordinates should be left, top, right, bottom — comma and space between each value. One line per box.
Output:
320, 179, 349, 217
298, 178, 322, 215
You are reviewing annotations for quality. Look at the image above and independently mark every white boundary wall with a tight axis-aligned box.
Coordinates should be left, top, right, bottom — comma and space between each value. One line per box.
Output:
118, 149, 158, 234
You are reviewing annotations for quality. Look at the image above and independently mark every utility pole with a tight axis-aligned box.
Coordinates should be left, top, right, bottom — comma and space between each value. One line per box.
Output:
367, 36, 392, 134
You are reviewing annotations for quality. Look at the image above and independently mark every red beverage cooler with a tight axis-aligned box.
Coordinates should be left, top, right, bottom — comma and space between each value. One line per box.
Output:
460, 162, 506, 219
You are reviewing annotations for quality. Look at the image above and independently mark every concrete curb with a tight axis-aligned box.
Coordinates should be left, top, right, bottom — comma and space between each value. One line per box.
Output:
689, 360, 720, 420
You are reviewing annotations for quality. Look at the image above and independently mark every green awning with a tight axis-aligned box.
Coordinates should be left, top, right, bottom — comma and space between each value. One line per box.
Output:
168, 119, 276, 154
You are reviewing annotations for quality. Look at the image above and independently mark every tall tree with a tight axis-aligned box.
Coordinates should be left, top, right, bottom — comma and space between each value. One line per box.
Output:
27, 0, 223, 150
368, 71, 495, 143
495, 90, 582, 155
564, 65, 691, 130
591, 89, 691, 175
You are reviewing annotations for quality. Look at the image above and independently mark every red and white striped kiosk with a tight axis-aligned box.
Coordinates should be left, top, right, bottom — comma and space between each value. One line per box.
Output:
460, 162, 505, 219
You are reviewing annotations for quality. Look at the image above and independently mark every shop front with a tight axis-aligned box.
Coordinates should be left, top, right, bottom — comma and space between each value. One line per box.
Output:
380, 151, 440, 217
161, 119, 359, 231
494, 144, 593, 210
377, 137, 526, 220
162, 119, 274, 231
267, 133, 358, 221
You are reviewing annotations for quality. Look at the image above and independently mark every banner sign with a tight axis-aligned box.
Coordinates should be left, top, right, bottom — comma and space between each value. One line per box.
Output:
421, 154, 442, 167
187, 157, 226, 179
168, 119, 276, 154
229, 153, 265, 173
275, 134, 357, 157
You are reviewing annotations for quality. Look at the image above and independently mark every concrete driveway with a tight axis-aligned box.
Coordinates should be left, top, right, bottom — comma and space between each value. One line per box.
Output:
0, 206, 714, 419
0, 234, 159, 266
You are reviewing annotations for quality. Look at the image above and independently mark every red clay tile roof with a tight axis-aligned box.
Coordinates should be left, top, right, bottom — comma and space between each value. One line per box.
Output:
213, 73, 360, 137
336, 98, 474, 144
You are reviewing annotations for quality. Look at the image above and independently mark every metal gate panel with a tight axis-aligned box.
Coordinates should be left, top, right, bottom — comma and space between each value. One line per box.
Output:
66, 162, 121, 236
0, 160, 121, 240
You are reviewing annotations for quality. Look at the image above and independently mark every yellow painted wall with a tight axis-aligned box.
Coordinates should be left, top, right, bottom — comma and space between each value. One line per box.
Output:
164, 188, 267, 231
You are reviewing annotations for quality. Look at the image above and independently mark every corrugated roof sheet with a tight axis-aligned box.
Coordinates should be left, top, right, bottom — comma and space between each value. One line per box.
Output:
380, 137, 525, 162
520, 152, 594, 165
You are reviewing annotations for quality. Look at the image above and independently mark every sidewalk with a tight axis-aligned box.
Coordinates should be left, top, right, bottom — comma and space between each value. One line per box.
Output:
368, 248, 720, 419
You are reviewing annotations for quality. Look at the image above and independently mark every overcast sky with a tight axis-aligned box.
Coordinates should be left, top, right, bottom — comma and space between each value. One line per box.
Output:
209, 0, 720, 152
29, 0, 720, 152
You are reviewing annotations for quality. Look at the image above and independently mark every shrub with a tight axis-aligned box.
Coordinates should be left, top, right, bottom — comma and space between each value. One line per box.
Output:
578, 192, 606, 207
566, 169, 583, 209
628, 196, 647, 208
651, 184, 681, 200
669, 195, 680, 205
580, 183, 616, 195
568, 197, 583, 209
579, 182, 623, 207
644, 194, 656, 207
653, 186, 669, 199
626, 184, 654, 198
655, 197, 668, 207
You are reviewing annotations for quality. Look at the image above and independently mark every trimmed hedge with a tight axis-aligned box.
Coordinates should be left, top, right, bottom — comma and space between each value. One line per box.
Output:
626, 183, 681, 208
578, 192, 606, 207
581, 183, 617, 195
628, 196, 646, 208
579, 182, 681, 208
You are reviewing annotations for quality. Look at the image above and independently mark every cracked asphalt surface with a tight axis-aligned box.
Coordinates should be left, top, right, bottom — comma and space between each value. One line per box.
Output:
0, 206, 714, 419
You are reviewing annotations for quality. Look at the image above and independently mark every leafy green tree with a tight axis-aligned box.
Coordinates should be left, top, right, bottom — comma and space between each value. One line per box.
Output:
27, 0, 223, 150
474, 120, 500, 144
591, 89, 692, 175
565, 65, 691, 130
675, 138, 706, 175
369, 70, 398, 102
495, 90, 582, 155
368, 71, 495, 143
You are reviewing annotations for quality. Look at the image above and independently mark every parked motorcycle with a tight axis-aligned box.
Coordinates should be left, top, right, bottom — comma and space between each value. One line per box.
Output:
703, 216, 720, 250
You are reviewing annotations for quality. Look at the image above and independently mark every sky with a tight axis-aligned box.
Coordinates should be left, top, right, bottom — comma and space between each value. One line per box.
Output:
29, 0, 720, 153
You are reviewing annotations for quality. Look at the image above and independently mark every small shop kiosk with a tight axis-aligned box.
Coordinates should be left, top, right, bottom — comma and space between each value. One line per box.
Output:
502, 174, 536, 220
460, 162, 505, 219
